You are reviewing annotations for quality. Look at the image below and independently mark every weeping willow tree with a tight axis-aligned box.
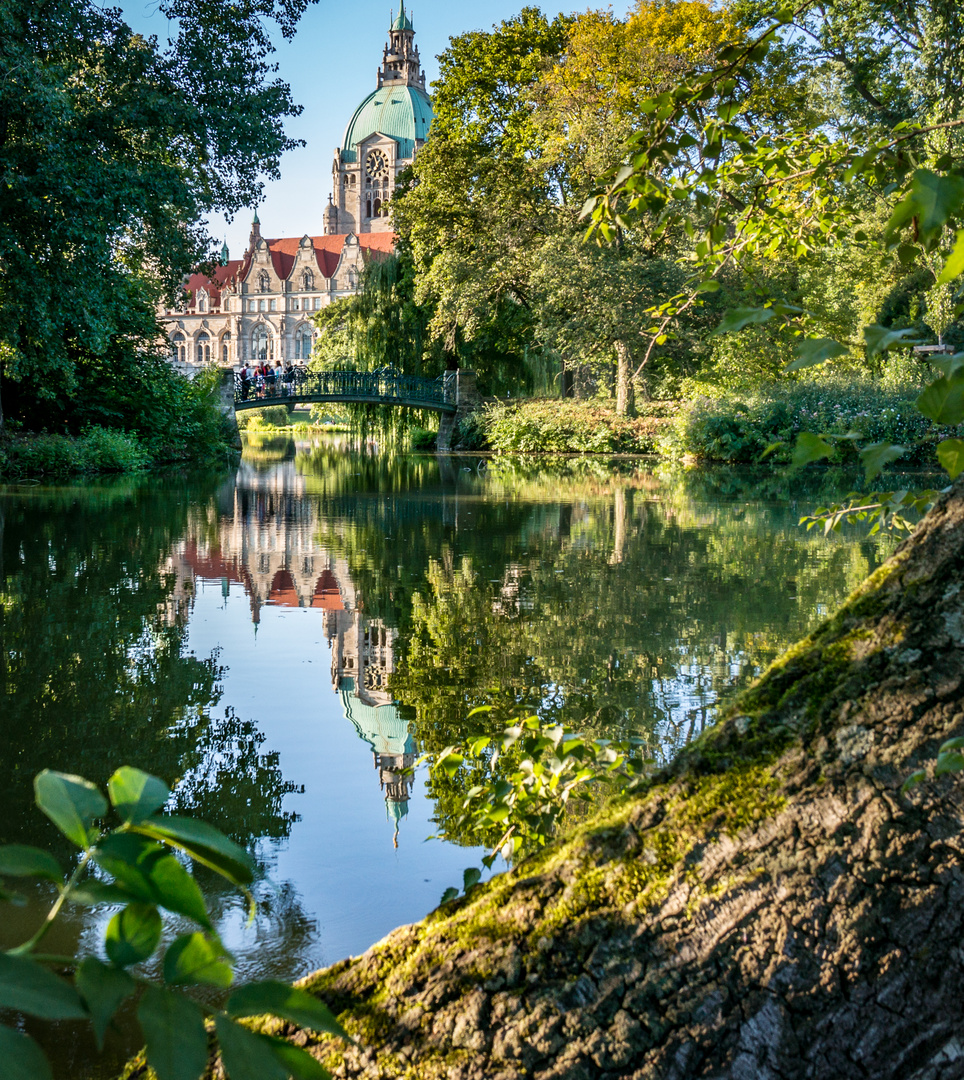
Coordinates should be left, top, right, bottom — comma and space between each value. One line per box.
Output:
308, 252, 442, 443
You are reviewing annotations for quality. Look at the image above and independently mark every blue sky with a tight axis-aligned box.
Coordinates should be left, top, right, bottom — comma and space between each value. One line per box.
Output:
121, 0, 580, 257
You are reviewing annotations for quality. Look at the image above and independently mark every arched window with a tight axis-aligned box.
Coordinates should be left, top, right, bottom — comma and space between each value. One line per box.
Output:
366, 198, 372, 219
196, 332, 210, 364
350, 174, 356, 187
252, 325, 271, 362
348, 267, 358, 289
294, 325, 312, 360
197, 295, 207, 313
373, 198, 382, 217
172, 333, 185, 363
258, 270, 270, 292
301, 269, 313, 291
221, 333, 231, 364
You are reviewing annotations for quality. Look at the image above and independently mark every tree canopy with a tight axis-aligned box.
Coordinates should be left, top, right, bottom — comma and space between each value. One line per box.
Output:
0, 0, 307, 432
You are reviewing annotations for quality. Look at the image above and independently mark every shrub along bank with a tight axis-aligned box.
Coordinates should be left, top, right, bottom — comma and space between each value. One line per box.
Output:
661, 378, 949, 466
441, 379, 948, 470
0, 367, 239, 481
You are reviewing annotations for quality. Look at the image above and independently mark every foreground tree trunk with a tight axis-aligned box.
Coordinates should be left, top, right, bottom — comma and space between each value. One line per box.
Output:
614, 340, 634, 418
142, 479, 964, 1080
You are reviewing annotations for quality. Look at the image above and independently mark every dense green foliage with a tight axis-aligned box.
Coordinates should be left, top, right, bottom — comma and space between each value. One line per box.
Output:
478, 399, 666, 453
0, 0, 305, 452
0, 766, 346, 1080
662, 377, 956, 464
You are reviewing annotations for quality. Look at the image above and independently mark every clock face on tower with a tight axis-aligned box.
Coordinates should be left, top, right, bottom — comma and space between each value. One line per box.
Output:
365, 150, 388, 180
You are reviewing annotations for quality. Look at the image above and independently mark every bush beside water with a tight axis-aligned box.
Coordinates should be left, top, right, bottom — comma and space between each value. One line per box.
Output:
662, 378, 954, 466
0, 426, 151, 479
478, 400, 668, 454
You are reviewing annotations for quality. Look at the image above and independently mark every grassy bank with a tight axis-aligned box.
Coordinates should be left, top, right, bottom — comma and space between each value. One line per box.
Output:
437, 377, 949, 470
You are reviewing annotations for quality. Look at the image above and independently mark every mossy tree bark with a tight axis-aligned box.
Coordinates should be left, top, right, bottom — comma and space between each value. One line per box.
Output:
141, 478, 964, 1080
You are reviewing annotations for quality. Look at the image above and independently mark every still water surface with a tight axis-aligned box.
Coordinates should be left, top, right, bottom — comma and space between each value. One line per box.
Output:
0, 438, 902, 1076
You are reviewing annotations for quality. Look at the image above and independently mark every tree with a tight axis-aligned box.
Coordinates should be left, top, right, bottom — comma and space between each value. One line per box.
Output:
586, 0, 964, 503
0, 0, 305, 432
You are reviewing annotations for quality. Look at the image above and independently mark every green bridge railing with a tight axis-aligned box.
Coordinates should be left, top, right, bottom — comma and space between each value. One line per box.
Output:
234, 368, 456, 414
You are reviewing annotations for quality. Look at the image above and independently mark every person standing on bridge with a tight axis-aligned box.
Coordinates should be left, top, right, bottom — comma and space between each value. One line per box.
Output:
239, 364, 251, 401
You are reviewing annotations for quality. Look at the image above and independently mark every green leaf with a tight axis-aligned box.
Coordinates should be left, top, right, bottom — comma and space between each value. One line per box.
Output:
215, 1016, 289, 1080
859, 442, 907, 483
791, 432, 834, 469
93, 833, 211, 927
435, 750, 465, 777
108, 768, 171, 824
76, 958, 136, 1050
939, 737, 964, 754
138, 987, 209, 1080
132, 817, 255, 886
786, 337, 848, 371
463, 867, 482, 893
937, 438, 964, 479
900, 769, 927, 793
0, 846, 62, 883
439, 887, 459, 904
264, 1038, 334, 1080
932, 354, 964, 379
917, 371, 964, 425
34, 771, 107, 849
0, 1025, 53, 1080
864, 324, 921, 355
695, 278, 720, 293
227, 980, 349, 1040
0, 953, 87, 1019
935, 752, 964, 776
105, 903, 162, 967
68, 881, 141, 907
164, 934, 233, 989
886, 169, 964, 246
713, 306, 775, 334
938, 229, 964, 284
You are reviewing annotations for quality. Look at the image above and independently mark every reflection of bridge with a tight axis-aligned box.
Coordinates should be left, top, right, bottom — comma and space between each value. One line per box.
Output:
234, 369, 457, 414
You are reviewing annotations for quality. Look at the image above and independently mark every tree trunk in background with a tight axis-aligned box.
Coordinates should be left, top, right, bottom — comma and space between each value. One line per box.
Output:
615, 340, 634, 417
190, 477, 964, 1080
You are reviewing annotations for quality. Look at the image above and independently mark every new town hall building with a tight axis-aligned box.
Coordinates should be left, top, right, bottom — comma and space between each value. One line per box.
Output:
160, 3, 432, 367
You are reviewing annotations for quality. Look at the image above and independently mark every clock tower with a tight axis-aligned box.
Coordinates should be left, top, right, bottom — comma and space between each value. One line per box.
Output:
326, 3, 433, 235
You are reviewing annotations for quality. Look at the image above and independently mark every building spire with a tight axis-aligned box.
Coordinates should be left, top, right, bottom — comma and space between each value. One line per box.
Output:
380, 0, 423, 89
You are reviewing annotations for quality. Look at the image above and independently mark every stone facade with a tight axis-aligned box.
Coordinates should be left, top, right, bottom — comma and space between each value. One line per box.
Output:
159, 3, 432, 369
161, 224, 394, 369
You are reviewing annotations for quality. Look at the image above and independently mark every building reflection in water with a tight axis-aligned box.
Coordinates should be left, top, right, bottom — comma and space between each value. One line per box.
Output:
167, 463, 414, 840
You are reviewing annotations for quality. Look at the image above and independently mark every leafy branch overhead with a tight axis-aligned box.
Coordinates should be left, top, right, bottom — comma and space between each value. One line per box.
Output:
0, 767, 350, 1080
580, 0, 964, 518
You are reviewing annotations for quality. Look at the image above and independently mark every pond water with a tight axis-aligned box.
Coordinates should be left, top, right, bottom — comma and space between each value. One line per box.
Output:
0, 438, 904, 1077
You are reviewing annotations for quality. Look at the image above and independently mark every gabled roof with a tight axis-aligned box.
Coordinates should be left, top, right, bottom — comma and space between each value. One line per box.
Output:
174, 236, 395, 310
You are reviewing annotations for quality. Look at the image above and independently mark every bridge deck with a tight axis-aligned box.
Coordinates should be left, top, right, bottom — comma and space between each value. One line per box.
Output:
235, 370, 456, 414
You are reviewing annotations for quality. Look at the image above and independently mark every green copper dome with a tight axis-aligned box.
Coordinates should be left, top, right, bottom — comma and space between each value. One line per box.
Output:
392, 2, 413, 31
340, 83, 433, 163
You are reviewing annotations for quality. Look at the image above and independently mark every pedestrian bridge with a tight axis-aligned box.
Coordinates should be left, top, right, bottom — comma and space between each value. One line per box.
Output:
234, 369, 457, 415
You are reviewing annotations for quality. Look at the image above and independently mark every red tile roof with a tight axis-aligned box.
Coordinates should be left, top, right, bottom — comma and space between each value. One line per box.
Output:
176, 235, 395, 311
